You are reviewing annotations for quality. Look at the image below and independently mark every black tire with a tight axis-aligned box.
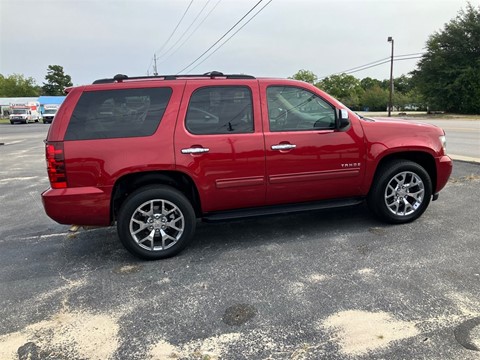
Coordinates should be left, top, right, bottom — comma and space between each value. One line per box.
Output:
368, 160, 432, 224
117, 185, 196, 260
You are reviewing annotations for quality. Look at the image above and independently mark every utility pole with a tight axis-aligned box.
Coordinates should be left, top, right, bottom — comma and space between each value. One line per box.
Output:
153, 54, 158, 76
387, 36, 394, 117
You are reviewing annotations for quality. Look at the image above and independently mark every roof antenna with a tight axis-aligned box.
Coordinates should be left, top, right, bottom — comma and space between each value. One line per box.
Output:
204, 71, 224, 78
113, 74, 128, 82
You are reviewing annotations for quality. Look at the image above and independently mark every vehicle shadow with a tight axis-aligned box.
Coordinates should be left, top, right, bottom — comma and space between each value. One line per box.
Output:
52, 202, 384, 268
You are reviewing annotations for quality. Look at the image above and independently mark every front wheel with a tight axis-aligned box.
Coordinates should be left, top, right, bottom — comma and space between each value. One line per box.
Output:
368, 160, 432, 224
117, 186, 196, 260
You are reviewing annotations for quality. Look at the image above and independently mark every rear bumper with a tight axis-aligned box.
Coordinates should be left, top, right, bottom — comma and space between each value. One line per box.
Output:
41, 186, 112, 226
435, 155, 453, 193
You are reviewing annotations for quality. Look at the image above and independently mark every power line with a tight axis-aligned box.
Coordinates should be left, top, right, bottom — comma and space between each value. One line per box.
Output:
393, 56, 424, 62
186, 0, 274, 73
176, 0, 265, 74
394, 52, 425, 57
154, 0, 195, 58
332, 57, 390, 76
320, 53, 424, 78
156, 0, 213, 61
157, 0, 222, 67
342, 59, 391, 75
343, 56, 422, 76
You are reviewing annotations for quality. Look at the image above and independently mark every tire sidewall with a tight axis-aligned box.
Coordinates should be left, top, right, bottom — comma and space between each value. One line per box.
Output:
117, 186, 196, 260
369, 161, 432, 224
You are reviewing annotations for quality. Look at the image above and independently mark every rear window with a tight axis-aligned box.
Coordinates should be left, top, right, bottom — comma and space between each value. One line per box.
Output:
65, 87, 172, 140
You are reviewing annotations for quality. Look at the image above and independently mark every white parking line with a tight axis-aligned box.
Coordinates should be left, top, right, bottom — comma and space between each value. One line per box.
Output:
0, 176, 39, 183
19, 233, 69, 240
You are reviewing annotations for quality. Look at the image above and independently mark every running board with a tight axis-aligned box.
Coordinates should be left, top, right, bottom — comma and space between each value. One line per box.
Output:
202, 197, 364, 222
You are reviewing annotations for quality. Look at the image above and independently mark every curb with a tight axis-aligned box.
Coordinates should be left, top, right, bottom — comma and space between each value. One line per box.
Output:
450, 154, 480, 164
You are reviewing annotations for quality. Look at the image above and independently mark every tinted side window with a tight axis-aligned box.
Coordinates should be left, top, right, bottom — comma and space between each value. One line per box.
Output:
267, 86, 335, 132
186, 86, 253, 135
65, 87, 172, 140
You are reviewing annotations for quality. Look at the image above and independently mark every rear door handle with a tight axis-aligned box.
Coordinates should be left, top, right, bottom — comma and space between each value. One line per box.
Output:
181, 147, 210, 154
271, 144, 296, 150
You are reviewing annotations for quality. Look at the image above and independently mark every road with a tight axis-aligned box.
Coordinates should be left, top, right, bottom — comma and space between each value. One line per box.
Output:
0, 123, 479, 359
378, 118, 479, 162
404, 119, 480, 161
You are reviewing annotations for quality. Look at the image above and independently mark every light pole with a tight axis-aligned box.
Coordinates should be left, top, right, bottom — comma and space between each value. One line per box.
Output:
387, 36, 394, 117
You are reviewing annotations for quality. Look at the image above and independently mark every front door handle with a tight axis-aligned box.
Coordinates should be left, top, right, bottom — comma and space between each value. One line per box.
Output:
271, 144, 296, 151
181, 147, 210, 154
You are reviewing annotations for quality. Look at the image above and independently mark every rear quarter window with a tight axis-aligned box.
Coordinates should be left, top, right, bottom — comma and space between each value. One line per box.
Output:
185, 86, 254, 135
65, 87, 172, 140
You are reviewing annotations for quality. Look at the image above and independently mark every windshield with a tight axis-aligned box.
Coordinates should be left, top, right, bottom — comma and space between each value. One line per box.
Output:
12, 109, 27, 114
44, 109, 57, 114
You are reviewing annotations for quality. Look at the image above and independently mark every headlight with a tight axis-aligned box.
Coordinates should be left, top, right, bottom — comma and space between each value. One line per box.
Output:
439, 135, 447, 154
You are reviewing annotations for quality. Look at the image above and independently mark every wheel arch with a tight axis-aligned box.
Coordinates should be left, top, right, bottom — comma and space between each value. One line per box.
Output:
369, 151, 437, 194
111, 171, 202, 222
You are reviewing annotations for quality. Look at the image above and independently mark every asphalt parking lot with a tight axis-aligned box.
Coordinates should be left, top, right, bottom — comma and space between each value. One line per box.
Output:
0, 124, 479, 359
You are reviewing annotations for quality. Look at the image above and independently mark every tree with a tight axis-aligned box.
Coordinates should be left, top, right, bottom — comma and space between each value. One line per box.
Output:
360, 77, 383, 91
0, 74, 41, 97
290, 69, 318, 84
42, 65, 73, 95
393, 75, 414, 94
360, 85, 388, 111
411, 3, 480, 113
317, 73, 364, 109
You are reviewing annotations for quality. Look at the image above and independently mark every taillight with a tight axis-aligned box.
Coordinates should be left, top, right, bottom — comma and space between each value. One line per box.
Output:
46, 141, 67, 188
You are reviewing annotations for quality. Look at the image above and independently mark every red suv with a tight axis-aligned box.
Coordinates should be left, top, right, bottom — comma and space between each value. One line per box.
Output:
42, 72, 452, 259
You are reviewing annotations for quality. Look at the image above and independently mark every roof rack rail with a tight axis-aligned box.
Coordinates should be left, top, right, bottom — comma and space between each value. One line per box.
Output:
92, 71, 255, 84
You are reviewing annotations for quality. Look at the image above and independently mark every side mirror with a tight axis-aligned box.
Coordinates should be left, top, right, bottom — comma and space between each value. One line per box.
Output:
337, 109, 350, 129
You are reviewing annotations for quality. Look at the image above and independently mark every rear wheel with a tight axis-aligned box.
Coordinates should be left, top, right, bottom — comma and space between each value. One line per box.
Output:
117, 186, 196, 260
368, 160, 432, 223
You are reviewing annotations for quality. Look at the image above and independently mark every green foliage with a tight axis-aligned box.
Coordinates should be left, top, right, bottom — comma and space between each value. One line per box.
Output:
316, 74, 364, 109
360, 85, 388, 111
290, 69, 318, 84
42, 65, 73, 96
360, 77, 384, 91
0, 73, 41, 97
411, 3, 480, 113
393, 75, 414, 94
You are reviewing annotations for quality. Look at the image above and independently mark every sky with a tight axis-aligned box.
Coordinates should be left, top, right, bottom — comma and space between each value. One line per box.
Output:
0, 0, 469, 86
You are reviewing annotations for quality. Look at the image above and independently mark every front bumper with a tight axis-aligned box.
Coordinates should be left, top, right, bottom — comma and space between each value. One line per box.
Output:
435, 155, 453, 193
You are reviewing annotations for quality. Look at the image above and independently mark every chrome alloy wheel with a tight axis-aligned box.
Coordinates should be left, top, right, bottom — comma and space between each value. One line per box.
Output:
129, 199, 185, 251
384, 171, 425, 216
